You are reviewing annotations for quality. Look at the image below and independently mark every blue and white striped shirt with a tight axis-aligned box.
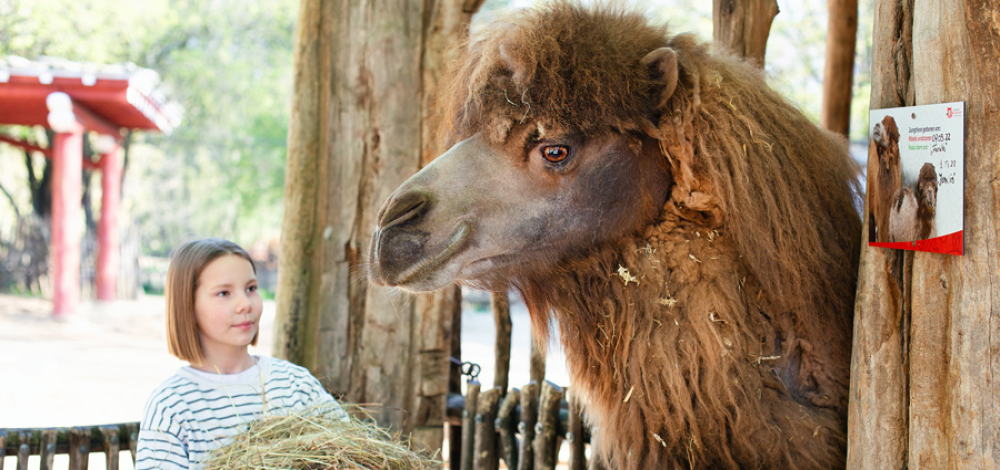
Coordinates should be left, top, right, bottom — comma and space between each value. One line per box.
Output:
136, 356, 346, 470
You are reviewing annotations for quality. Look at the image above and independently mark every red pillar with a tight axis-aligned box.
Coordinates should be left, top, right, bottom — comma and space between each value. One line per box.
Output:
97, 139, 121, 301
50, 126, 84, 316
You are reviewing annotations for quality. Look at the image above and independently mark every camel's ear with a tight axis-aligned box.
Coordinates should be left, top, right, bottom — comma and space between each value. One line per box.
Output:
641, 47, 679, 106
499, 41, 528, 86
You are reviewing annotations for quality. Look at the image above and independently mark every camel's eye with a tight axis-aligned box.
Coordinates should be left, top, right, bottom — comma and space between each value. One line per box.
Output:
542, 145, 569, 163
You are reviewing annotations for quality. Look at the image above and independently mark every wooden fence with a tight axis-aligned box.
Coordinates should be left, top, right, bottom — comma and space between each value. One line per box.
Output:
0, 423, 137, 470
443, 292, 605, 470
444, 381, 603, 470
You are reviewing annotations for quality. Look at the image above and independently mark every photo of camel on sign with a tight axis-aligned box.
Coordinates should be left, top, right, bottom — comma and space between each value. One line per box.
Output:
867, 102, 965, 255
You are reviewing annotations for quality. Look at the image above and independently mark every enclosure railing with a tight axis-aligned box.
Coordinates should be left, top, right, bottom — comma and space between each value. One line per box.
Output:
0, 423, 137, 470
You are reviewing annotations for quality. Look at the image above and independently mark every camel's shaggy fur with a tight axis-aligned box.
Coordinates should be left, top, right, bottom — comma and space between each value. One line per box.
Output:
437, 4, 861, 469
867, 115, 902, 242
888, 162, 938, 242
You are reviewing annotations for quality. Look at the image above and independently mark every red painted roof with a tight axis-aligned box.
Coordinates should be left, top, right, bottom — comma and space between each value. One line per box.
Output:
0, 56, 180, 133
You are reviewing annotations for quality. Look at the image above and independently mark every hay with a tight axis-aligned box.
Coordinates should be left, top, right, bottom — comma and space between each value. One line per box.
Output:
201, 408, 440, 470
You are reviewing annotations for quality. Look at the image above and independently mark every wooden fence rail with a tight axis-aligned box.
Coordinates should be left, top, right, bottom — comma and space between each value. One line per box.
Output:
0, 423, 137, 470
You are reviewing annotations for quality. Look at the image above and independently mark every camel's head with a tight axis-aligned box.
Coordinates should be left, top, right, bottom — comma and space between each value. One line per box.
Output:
369, 4, 680, 292
369, 127, 671, 292
917, 162, 938, 210
874, 115, 900, 162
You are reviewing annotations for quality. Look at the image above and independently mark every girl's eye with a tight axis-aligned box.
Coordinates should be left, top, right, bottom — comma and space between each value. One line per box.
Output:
216, 290, 230, 297
542, 145, 569, 163
247, 285, 258, 293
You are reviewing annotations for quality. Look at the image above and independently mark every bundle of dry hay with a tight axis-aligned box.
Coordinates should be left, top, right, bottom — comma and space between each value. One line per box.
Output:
201, 408, 440, 470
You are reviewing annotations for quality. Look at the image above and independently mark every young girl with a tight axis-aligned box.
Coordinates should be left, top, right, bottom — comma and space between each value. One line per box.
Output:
136, 238, 346, 470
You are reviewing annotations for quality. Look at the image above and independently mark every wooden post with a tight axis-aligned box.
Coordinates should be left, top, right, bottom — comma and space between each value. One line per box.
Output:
101, 427, 119, 470
712, 0, 779, 66
848, 1, 1000, 469
39, 430, 56, 470
473, 389, 502, 470
274, 1, 479, 450
496, 388, 521, 470
17, 431, 29, 470
517, 382, 540, 470
530, 339, 545, 385
96, 138, 122, 301
533, 381, 564, 470
461, 382, 481, 470
492, 292, 512, 392
567, 389, 585, 470
69, 427, 90, 470
126, 423, 138, 465
821, 0, 859, 136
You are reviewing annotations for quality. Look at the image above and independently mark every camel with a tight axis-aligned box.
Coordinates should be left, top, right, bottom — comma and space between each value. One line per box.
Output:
868, 115, 902, 242
888, 162, 938, 242
369, 3, 861, 469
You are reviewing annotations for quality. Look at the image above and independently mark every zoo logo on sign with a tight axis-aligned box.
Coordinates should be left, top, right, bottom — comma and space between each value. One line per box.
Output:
947, 107, 963, 118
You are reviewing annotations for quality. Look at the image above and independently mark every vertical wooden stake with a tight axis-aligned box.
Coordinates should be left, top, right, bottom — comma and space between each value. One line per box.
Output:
533, 381, 564, 470
517, 382, 540, 470
39, 430, 56, 470
492, 292, 512, 393
461, 382, 481, 470
69, 427, 90, 470
473, 389, 502, 470
496, 388, 521, 469
101, 427, 119, 470
567, 389, 586, 470
17, 431, 30, 470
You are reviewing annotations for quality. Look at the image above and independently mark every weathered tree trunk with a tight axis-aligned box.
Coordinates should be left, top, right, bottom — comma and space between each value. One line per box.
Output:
847, 1, 1000, 469
821, 0, 859, 136
712, 0, 779, 66
275, 0, 478, 451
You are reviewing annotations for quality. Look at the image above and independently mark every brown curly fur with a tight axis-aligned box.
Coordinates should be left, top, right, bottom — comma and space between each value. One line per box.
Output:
438, 3, 861, 469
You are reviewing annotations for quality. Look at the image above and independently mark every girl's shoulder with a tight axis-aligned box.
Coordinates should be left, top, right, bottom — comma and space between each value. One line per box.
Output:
258, 356, 313, 379
140, 369, 200, 426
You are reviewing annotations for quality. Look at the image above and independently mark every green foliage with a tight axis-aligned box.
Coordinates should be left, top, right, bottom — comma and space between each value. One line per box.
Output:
0, 0, 297, 255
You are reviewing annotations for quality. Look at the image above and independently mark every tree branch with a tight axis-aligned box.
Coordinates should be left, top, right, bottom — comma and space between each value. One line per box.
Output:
0, 180, 20, 218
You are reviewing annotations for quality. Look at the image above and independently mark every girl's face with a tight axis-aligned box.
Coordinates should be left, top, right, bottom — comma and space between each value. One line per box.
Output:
193, 254, 262, 357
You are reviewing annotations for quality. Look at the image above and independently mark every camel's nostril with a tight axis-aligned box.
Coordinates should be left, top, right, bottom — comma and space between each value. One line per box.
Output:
379, 191, 431, 229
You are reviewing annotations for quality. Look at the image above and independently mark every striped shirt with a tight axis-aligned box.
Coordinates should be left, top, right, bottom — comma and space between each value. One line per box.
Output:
136, 356, 346, 470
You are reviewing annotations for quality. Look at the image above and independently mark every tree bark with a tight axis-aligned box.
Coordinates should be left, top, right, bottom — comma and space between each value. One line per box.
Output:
275, 0, 477, 451
712, 0, 779, 66
847, 1, 1000, 469
821, 0, 859, 136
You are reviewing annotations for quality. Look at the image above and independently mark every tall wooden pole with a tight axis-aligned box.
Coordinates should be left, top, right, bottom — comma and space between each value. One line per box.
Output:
275, 0, 479, 452
848, 1, 1000, 469
712, 0, 779, 66
821, 0, 859, 136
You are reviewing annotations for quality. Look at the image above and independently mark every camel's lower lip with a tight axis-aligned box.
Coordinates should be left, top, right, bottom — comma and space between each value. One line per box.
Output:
394, 221, 473, 286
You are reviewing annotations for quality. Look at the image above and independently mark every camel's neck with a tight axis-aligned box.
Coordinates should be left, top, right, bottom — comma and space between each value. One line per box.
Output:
521, 216, 852, 455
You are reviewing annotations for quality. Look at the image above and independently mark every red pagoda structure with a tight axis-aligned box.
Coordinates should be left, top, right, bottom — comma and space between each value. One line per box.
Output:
0, 56, 180, 315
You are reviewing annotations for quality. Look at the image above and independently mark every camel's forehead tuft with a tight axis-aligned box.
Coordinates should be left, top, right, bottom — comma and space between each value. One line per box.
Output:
444, 2, 670, 140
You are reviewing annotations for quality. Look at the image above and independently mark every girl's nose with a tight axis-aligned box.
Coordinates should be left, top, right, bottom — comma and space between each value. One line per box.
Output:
236, 292, 253, 313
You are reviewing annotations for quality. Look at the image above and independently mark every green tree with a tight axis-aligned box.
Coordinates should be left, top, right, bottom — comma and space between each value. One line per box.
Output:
0, 0, 297, 255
